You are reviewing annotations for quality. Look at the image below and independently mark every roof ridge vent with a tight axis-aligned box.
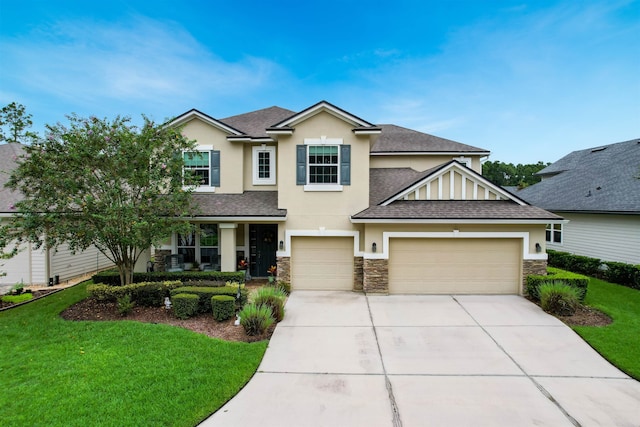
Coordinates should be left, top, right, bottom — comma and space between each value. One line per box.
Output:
591, 146, 607, 153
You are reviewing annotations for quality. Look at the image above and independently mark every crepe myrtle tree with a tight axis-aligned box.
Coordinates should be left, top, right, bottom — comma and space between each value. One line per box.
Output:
2, 114, 201, 286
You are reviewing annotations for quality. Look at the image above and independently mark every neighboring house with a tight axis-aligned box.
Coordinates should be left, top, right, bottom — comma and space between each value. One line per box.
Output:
157, 101, 561, 294
0, 143, 114, 289
517, 139, 640, 265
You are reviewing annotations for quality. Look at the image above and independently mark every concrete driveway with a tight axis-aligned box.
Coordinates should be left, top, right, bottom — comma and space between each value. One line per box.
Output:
201, 292, 640, 427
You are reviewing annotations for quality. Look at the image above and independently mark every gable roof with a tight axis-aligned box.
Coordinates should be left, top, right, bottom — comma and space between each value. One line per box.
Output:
0, 143, 25, 215
169, 109, 245, 135
269, 100, 377, 129
518, 138, 640, 213
371, 124, 489, 155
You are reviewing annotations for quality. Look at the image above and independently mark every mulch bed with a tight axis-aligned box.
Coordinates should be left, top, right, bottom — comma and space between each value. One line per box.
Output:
60, 298, 275, 343
554, 303, 612, 327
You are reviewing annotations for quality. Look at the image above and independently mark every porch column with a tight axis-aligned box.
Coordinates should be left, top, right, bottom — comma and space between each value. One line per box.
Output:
219, 223, 237, 272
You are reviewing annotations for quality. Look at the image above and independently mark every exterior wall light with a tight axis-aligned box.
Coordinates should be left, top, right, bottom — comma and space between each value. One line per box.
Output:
372, 242, 377, 253
535, 243, 542, 253
279, 240, 284, 250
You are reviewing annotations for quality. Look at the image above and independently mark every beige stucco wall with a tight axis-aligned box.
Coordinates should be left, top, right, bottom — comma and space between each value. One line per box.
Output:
363, 223, 546, 256
180, 118, 244, 194
370, 155, 483, 173
277, 111, 372, 238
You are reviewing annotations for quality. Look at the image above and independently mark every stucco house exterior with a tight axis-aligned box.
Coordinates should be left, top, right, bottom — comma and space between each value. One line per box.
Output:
517, 139, 640, 265
156, 101, 561, 295
0, 143, 113, 289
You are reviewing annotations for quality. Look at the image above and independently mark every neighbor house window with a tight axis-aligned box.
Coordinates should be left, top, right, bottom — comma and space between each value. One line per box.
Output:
183, 149, 220, 190
546, 223, 562, 244
296, 137, 350, 191
252, 146, 276, 185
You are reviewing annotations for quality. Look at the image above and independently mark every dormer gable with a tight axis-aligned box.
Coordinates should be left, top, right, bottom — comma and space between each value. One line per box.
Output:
381, 160, 528, 206
170, 109, 245, 136
266, 101, 381, 136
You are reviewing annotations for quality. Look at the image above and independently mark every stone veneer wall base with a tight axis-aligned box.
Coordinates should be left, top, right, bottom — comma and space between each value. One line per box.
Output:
276, 256, 291, 283
522, 259, 548, 295
363, 258, 389, 294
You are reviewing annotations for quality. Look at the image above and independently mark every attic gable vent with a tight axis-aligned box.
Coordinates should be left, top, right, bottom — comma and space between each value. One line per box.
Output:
591, 146, 607, 153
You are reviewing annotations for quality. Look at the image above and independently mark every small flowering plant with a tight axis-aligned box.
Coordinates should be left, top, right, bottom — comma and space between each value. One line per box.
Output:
267, 265, 277, 276
238, 259, 248, 270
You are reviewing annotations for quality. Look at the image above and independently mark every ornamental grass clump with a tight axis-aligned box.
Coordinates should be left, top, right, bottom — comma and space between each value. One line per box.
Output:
252, 286, 286, 322
539, 280, 580, 316
238, 304, 274, 336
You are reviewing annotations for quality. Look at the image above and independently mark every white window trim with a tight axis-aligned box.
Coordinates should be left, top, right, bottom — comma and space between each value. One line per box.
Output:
183, 146, 216, 193
252, 145, 276, 185
303, 136, 343, 192
546, 223, 563, 245
454, 156, 472, 168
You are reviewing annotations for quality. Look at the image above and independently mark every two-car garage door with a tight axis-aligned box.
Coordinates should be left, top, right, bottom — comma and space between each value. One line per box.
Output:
388, 238, 521, 294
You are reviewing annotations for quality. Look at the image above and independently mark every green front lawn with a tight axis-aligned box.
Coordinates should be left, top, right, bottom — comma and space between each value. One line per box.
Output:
573, 277, 640, 381
0, 282, 267, 427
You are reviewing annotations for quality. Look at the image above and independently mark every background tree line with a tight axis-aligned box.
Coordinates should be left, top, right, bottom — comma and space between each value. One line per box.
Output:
481, 160, 551, 188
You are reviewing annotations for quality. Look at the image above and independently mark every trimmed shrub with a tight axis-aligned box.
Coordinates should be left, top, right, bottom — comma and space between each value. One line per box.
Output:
239, 303, 274, 336
1, 293, 33, 304
252, 286, 286, 322
539, 281, 580, 316
91, 270, 245, 286
527, 267, 588, 301
603, 262, 640, 290
117, 294, 135, 316
87, 281, 182, 305
170, 286, 248, 314
211, 295, 236, 322
172, 293, 199, 319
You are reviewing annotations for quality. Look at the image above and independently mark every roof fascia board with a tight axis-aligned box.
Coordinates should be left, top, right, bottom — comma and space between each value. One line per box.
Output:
381, 161, 528, 206
350, 218, 568, 224
190, 215, 287, 222
371, 151, 490, 156
169, 109, 245, 136
272, 101, 375, 129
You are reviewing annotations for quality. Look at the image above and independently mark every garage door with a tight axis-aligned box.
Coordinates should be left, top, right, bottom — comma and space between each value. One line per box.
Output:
291, 237, 354, 290
389, 238, 521, 294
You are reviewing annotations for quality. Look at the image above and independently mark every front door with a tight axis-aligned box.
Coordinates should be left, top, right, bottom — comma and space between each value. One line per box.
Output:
250, 224, 278, 277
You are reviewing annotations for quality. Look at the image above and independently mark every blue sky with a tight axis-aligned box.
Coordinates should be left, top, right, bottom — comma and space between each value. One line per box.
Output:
1, 0, 638, 164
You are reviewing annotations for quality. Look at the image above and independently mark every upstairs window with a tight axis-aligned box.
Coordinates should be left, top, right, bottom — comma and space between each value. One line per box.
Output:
296, 137, 350, 191
252, 146, 276, 185
546, 223, 562, 244
183, 149, 220, 190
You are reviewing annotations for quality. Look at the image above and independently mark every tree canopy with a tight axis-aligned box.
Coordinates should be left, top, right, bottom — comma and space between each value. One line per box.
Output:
0, 102, 38, 145
482, 160, 550, 188
2, 114, 201, 286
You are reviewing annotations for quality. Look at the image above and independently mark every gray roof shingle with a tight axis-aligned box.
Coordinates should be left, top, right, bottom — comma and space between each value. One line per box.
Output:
371, 124, 489, 153
518, 139, 640, 213
191, 191, 286, 218
352, 200, 562, 221
0, 143, 25, 214
220, 106, 295, 138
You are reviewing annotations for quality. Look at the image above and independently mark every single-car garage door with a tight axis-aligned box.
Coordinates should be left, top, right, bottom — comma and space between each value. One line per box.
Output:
389, 238, 521, 294
291, 237, 354, 290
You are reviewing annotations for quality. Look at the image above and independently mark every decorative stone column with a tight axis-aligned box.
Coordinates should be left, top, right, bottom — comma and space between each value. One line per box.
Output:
276, 256, 291, 283
363, 258, 389, 294
522, 259, 548, 295
154, 249, 171, 272
353, 256, 364, 291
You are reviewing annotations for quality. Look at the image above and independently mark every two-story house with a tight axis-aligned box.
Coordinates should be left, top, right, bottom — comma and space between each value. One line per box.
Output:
157, 101, 561, 294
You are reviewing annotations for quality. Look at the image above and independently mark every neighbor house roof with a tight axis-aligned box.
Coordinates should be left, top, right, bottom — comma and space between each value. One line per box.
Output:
191, 191, 287, 219
518, 138, 640, 213
371, 124, 490, 154
0, 143, 25, 215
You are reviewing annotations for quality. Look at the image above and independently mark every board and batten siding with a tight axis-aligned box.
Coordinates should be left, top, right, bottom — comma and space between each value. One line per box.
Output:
547, 213, 640, 265
50, 243, 114, 283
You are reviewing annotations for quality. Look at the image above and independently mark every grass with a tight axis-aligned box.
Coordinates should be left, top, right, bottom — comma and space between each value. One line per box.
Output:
572, 277, 640, 380
0, 281, 267, 427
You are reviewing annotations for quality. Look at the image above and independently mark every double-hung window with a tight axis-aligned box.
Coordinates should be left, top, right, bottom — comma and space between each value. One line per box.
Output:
177, 224, 219, 268
183, 148, 220, 191
297, 137, 350, 191
546, 223, 562, 244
